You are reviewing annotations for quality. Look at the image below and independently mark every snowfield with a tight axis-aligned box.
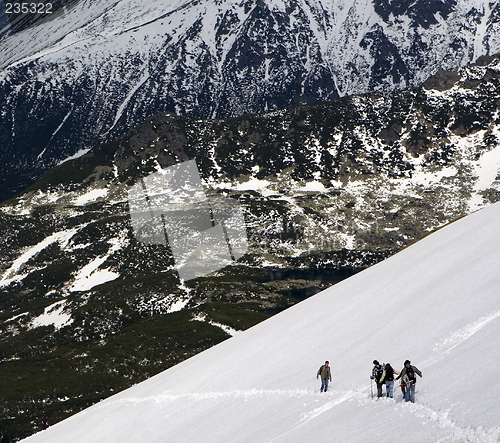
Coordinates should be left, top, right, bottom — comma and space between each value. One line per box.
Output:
22, 202, 500, 442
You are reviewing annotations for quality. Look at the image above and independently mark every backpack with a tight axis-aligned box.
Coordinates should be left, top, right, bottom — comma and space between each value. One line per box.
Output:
405, 365, 416, 383
385, 365, 394, 381
374, 364, 384, 382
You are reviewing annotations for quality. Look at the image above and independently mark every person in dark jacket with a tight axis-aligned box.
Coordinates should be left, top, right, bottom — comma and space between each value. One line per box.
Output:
41, 415, 48, 430
379, 363, 399, 398
370, 360, 384, 398
396, 360, 422, 402
316, 360, 332, 392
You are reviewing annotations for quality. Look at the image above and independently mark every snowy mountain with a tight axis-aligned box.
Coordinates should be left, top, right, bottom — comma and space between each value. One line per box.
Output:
3, 0, 500, 200
2, 54, 500, 441
20, 197, 500, 442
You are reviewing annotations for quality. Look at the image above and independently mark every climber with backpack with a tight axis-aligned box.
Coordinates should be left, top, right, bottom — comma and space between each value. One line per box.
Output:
396, 360, 422, 402
370, 360, 385, 398
379, 363, 399, 398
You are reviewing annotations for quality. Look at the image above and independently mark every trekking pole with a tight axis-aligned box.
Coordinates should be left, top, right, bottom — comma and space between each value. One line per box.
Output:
370, 378, 373, 399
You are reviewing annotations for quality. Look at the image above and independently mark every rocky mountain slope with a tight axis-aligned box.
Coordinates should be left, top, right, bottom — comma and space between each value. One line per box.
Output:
1, 55, 500, 441
2, 0, 500, 201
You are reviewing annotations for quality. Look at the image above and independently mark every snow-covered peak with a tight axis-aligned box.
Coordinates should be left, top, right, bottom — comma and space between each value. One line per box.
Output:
4, 0, 500, 201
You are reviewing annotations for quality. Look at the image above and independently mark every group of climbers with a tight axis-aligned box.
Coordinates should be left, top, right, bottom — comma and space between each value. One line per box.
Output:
371, 359, 422, 402
316, 359, 422, 402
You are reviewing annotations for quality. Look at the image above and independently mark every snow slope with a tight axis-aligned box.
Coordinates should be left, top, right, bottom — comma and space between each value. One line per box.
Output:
22, 202, 500, 442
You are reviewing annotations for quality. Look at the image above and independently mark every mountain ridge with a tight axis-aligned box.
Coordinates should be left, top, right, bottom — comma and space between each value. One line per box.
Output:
3, 0, 500, 200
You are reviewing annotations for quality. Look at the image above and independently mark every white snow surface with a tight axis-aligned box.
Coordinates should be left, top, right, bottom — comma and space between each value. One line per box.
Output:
69, 233, 125, 292
473, 144, 500, 191
72, 188, 109, 206
0, 228, 79, 287
22, 202, 500, 442
29, 301, 73, 330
